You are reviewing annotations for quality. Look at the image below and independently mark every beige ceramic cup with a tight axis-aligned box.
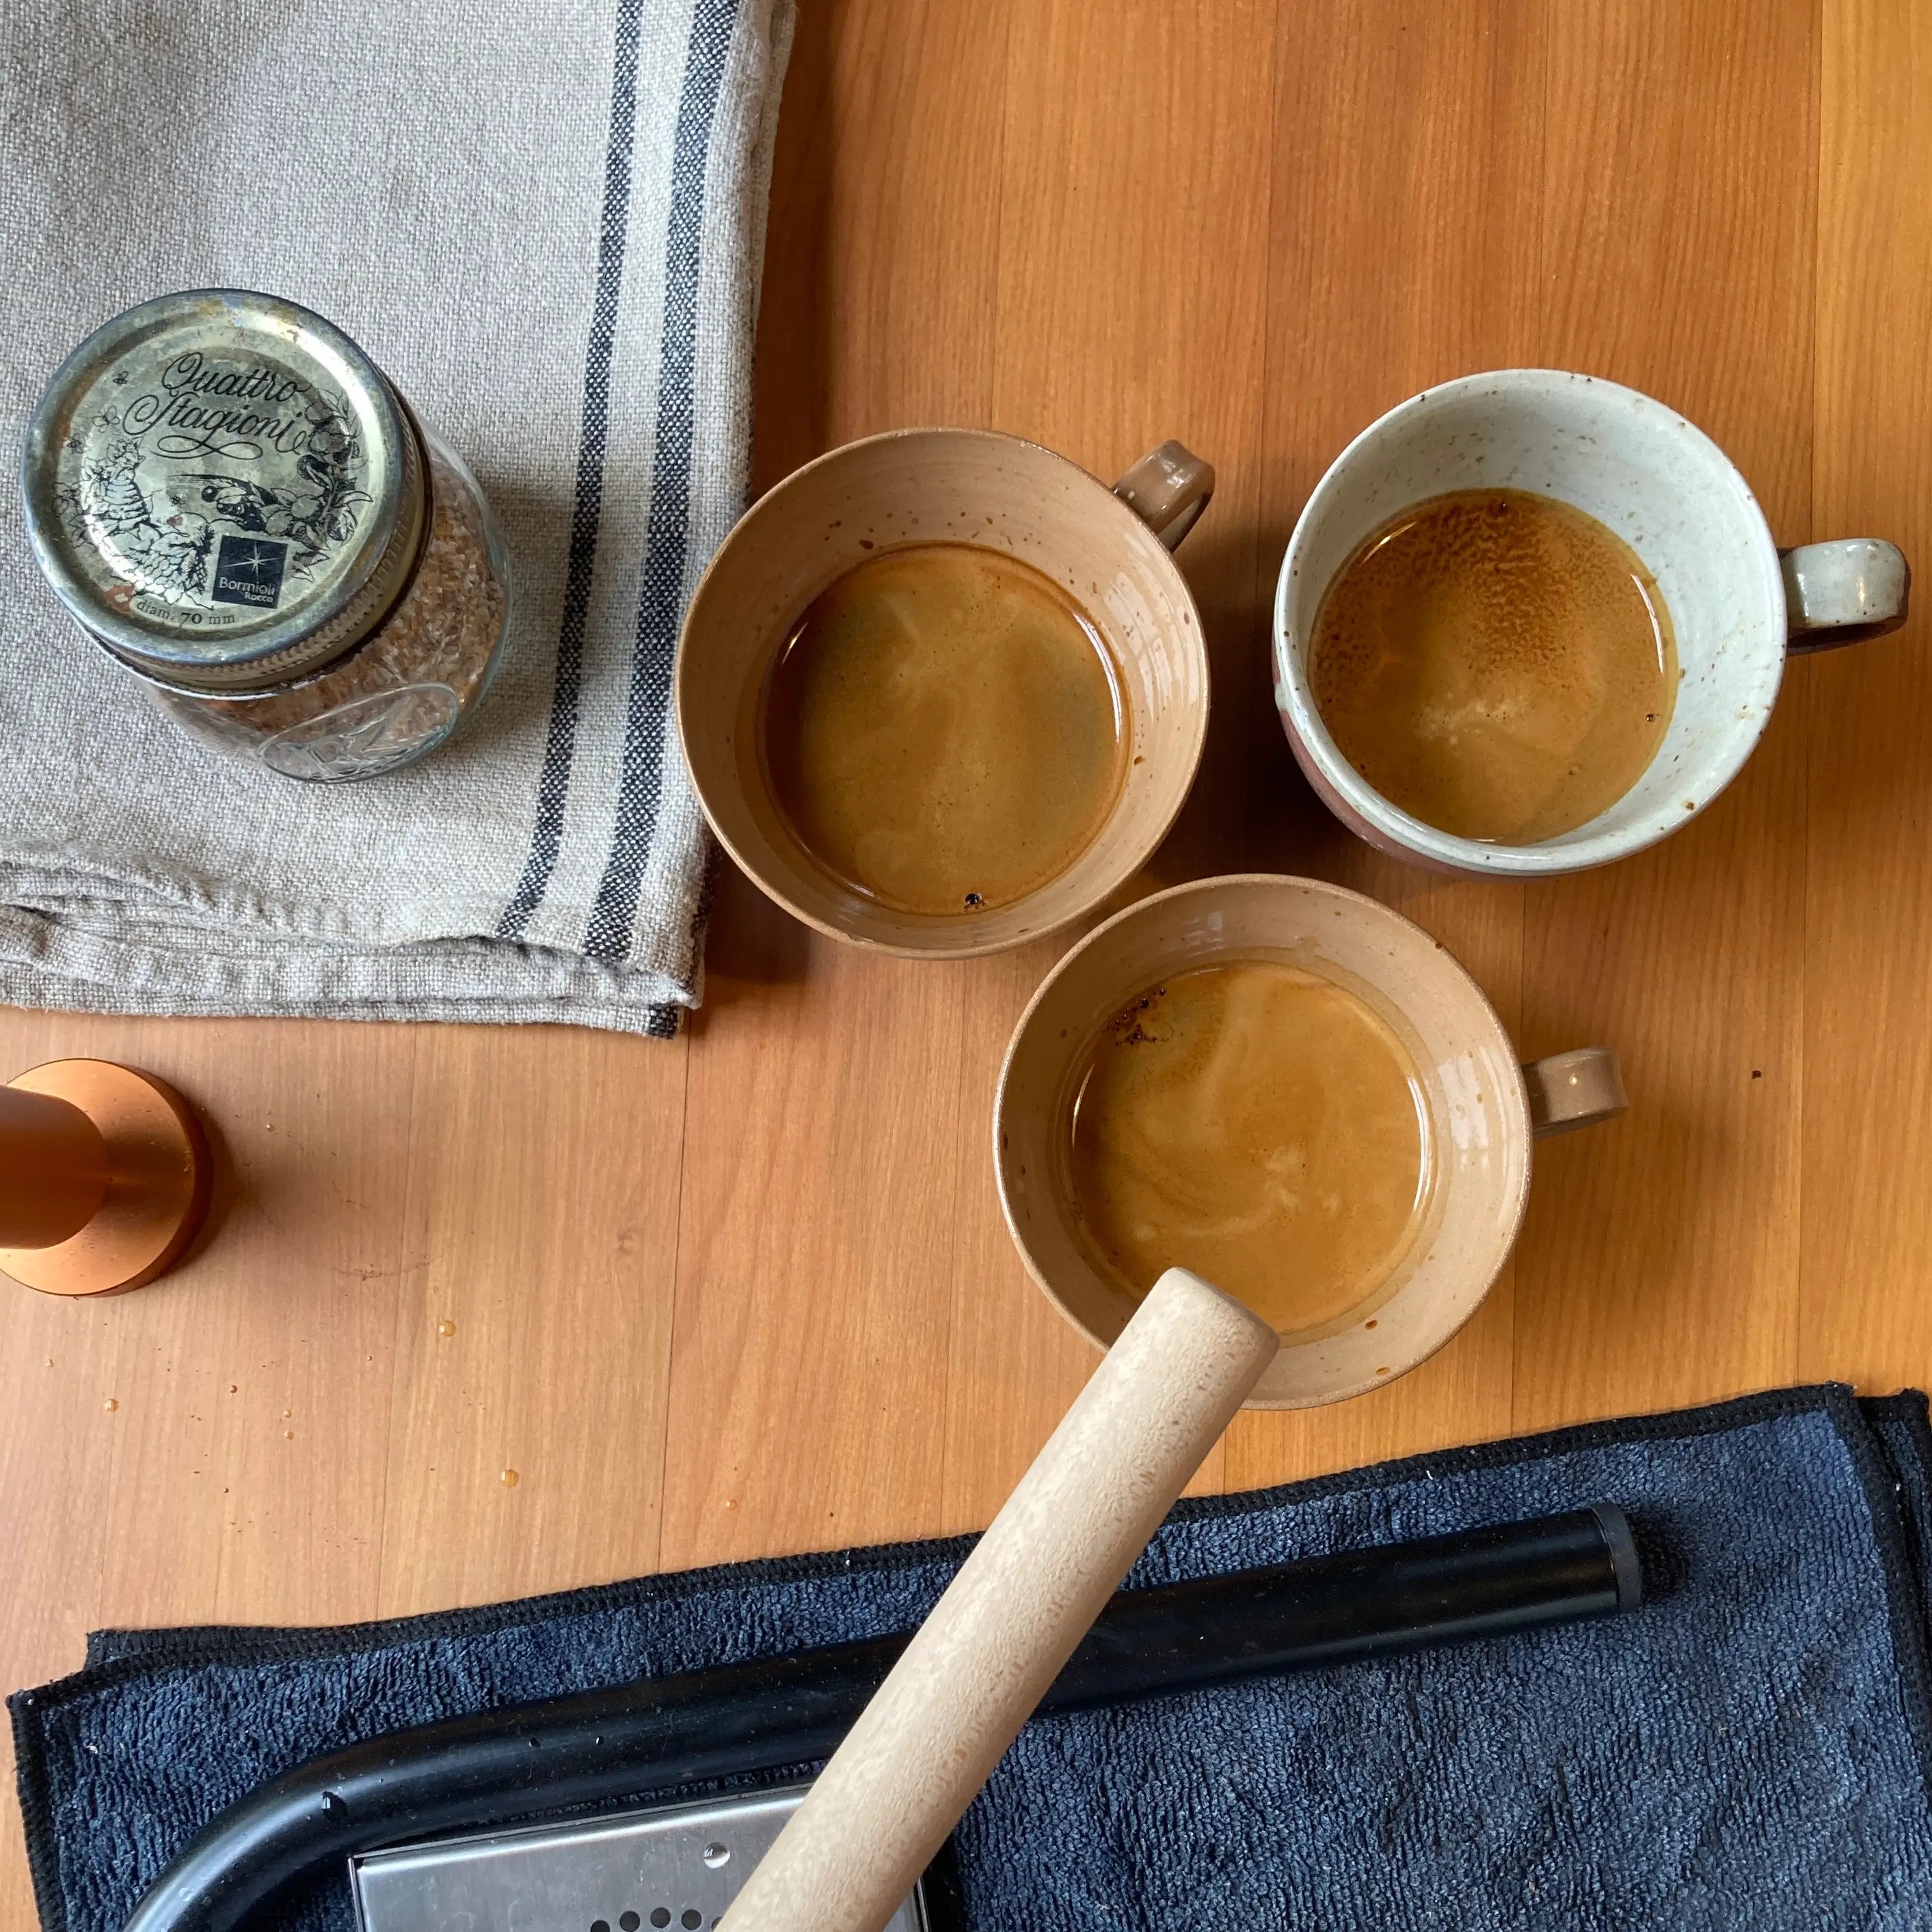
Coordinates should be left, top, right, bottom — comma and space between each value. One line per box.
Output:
994, 874, 1627, 1408
676, 429, 1213, 956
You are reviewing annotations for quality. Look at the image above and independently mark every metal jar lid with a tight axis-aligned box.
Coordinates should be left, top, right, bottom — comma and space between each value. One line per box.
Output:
20, 290, 426, 695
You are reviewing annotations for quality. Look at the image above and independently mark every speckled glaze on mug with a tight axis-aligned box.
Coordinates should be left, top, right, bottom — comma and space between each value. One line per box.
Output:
993, 874, 1626, 1409
1274, 371, 1910, 877
677, 430, 1213, 957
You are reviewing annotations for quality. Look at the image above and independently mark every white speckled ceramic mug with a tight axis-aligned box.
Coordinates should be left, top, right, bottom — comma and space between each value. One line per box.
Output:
1274, 371, 1911, 876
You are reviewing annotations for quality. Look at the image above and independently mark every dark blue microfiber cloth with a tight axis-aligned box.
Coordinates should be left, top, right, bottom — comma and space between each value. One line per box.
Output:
14, 1384, 1932, 1931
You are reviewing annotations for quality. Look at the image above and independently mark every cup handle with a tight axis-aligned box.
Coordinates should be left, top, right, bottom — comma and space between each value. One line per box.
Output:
1782, 539, 1911, 653
1112, 441, 1216, 550
1523, 1047, 1628, 1139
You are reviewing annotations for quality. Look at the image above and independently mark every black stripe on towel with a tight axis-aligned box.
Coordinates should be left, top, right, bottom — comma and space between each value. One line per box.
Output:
495, 0, 645, 941
583, 0, 740, 963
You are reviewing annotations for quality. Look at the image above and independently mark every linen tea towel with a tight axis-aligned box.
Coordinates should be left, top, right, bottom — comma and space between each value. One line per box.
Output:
0, 0, 795, 1036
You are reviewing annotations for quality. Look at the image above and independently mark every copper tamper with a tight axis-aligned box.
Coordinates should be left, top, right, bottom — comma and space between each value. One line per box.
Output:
0, 1060, 211, 1295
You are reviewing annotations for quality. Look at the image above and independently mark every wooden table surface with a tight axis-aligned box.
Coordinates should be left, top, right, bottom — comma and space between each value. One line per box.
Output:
5, 1, 1931, 1922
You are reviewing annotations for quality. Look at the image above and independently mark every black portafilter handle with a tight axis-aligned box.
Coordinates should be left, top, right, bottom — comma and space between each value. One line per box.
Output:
1047, 1499, 1641, 1710
120, 1503, 1641, 1932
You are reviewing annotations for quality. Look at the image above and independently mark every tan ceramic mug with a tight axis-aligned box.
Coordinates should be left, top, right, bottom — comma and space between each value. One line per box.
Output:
993, 874, 1627, 1408
676, 429, 1213, 956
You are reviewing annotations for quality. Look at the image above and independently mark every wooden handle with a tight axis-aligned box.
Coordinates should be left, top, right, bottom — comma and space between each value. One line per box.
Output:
0, 1061, 211, 1297
0, 1084, 108, 1249
717, 1267, 1278, 1932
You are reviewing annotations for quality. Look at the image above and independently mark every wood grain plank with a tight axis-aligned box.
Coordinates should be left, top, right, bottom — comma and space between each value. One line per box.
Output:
192, 1024, 416, 1628
0, 1012, 419, 1928
1509, 0, 1816, 1430
665, 887, 1011, 1561
661, 0, 1017, 1569
1800, 0, 1932, 1389
1226, 0, 1545, 1491
375, 1024, 686, 1614
951, 0, 1281, 1517
0, 1017, 113, 1932
751, 0, 1010, 479
16, 8, 1932, 1929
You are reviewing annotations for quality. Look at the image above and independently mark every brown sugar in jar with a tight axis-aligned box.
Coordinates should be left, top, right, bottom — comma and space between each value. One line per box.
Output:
152, 429, 511, 779
23, 289, 513, 782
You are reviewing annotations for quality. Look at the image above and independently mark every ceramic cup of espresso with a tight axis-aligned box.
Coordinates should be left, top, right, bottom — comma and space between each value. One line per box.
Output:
677, 429, 1213, 956
993, 874, 1626, 1408
1273, 370, 1911, 876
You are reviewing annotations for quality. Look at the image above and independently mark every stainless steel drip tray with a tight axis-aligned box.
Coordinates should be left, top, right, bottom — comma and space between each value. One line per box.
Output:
350, 1785, 926, 1932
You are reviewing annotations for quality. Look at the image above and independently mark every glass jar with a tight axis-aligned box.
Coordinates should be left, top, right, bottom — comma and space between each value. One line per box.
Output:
20, 289, 511, 781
